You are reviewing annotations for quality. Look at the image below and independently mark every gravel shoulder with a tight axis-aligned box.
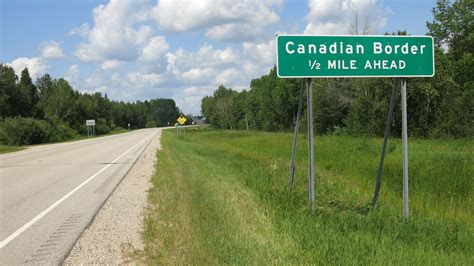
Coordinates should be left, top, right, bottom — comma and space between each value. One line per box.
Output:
64, 129, 161, 264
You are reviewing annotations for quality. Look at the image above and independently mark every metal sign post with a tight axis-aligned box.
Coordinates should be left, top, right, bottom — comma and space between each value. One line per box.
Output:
176, 115, 187, 136
372, 78, 398, 209
288, 80, 305, 192
307, 78, 315, 211
86, 120, 96, 137
371, 78, 409, 218
287, 78, 315, 211
401, 78, 409, 218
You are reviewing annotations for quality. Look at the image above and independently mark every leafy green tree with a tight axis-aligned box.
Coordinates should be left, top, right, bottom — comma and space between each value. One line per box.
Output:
0, 64, 18, 117
96, 93, 112, 126
201, 95, 216, 124
36, 74, 55, 119
427, 0, 473, 59
211, 85, 235, 129
18, 68, 39, 117
273, 78, 301, 131
70, 93, 99, 133
234, 90, 249, 130
427, 0, 473, 137
146, 99, 180, 127
216, 95, 235, 129
43, 78, 77, 122
312, 79, 348, 134
248, 68, 279, 131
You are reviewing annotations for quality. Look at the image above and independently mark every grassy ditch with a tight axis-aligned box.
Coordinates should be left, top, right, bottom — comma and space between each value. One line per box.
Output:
144, 128, 473, 264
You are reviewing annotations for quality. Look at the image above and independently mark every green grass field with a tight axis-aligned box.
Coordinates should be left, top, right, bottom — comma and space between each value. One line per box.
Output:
144, 128, 473, 264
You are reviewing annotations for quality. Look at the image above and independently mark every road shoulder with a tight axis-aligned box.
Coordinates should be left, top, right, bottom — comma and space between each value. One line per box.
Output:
64, 129, 161, 264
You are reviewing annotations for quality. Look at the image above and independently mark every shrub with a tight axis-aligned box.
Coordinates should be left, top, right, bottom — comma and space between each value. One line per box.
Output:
50, 123, 78, 142
146, 120, 157, 128
95, 118, 111, 134
0, 117, 54, 145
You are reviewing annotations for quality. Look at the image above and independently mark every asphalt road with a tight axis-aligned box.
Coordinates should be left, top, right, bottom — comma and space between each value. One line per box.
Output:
0, 128, 160, 265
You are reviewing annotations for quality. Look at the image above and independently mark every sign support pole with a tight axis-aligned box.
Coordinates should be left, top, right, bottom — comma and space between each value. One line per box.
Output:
372, 78, 398, 209
401, 78, 409, 218
307, 78, 315, 211
288, 80, 305, 192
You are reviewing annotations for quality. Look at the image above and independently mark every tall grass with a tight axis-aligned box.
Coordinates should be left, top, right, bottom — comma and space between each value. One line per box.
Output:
144, 128, 473, 264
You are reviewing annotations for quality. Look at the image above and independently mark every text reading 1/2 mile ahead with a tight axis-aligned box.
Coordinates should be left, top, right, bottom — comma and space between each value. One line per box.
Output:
276, 35, 434, 78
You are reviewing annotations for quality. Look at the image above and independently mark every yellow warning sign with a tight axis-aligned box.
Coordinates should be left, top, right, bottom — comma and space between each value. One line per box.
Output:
177, 115, 187, 125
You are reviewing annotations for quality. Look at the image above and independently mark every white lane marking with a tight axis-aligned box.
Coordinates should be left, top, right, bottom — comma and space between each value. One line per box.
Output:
0, 130, 157, 249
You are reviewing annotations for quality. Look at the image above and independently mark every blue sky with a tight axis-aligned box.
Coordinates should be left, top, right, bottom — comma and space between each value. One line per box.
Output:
1, 0, 436, 114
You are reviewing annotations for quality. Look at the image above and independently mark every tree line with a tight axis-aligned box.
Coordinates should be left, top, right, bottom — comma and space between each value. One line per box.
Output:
0, 66, 181, 145
201, 0, 473, 138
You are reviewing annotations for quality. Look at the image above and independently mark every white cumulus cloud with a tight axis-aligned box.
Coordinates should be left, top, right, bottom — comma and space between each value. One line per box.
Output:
139, 36, 170, 62
101, 60, 123, 70
62, 0, 292, 115
182, 67, 217, 83
215, 67, 243, 86
152, 0, 282, 42
164, 44, 240, 79
243, 39, 275, 66
176, 95, 204, 114
74, 0, 152, 62
39, 41, 65, 59
195, 45, 239, 67
9, 57, 49, 80
68, 23, 91, 37
240, 39, 276, 81
127, 72, 163, 87
304, 0, 389, 35
64, 65, 80, 85
86, 71, 105, 88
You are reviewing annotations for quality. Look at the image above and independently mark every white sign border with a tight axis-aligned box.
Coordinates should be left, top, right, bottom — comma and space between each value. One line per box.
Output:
275, 34, 435, 78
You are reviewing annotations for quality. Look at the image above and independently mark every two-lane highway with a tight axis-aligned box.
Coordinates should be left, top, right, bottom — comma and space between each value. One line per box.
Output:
0, 128, 160, 265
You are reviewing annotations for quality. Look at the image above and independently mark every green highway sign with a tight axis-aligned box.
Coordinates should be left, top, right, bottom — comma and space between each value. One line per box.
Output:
276, 35, 434, 78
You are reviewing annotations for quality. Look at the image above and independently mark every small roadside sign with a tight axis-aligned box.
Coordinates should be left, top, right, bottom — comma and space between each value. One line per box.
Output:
177, 115, 187, 125
86, 119, 95, 137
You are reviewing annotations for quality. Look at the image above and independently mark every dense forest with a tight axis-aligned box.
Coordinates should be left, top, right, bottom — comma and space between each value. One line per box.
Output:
0, 67, 181, 145
202, 0, 473, 138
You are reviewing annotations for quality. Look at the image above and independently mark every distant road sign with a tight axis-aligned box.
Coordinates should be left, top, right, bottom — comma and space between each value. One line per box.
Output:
177, 115, 187, 125
276, 35, 434, 78
86, 120, 96, 126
